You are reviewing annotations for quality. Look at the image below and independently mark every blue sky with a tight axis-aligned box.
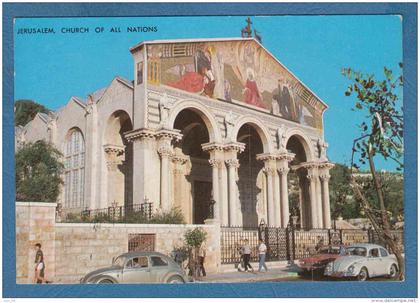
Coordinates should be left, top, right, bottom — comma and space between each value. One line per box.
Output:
14, 16, 402, 171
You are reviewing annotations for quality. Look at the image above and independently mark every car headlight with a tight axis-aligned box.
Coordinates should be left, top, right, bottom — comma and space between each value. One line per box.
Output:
347, 265, 355, 274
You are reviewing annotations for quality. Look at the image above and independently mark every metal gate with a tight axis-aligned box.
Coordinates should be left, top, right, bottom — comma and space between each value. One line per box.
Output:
128, 233, 156, 252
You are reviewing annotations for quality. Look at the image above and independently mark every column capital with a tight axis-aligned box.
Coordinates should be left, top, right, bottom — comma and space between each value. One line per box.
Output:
276, 152, 295, 162
318, 161, 335, 170
226, 158, 240, 168
172, 154, 189, 165
319, 174, 331, 181
124, 128, 156, 143
209, 158, 224, 169
278, 166, 290, 175
262, 167, 277, 176
223, 142, 246, 153
104, 144, 125, 171
158, 146, 173, 158
256, 152, 278, 162
201, 142, 225, 152
155, 127, 182, 142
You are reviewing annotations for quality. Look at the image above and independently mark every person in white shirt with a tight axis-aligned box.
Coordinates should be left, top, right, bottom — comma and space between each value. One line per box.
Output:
258, 239, 268, 272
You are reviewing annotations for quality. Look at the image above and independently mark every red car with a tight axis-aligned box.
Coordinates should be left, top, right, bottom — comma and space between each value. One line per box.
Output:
297, 245, 345, 276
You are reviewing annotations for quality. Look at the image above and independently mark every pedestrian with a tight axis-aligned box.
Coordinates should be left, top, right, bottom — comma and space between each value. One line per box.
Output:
258, 239, 268, 272
241, 239, 253, 272
34, 243, 51, 284
197, 241, 206, 277
315, 236, 324, 252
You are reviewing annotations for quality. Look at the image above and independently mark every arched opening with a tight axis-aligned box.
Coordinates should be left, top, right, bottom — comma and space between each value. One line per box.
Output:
104, 110, 133, 208
173, 109, 211, 224
236, 124, 265, 227
286, 135, 310, 230
64, 128, 85, 210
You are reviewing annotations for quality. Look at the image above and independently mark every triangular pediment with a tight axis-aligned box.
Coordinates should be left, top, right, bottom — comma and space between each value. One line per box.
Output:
142, 38, 326, 130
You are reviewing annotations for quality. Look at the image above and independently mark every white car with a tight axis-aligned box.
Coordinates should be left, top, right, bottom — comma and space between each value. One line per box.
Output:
324, 243, 399, 281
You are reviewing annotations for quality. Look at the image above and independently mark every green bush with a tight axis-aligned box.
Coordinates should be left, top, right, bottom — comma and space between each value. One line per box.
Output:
184, 227, 207, 248
149, 207, 185, 224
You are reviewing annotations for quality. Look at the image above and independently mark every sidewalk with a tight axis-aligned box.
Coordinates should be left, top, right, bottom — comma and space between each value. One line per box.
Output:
197, 262, 298, 283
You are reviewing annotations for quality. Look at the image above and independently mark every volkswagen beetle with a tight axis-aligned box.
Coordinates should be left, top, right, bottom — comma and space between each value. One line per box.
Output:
80, 251, 188, 284
324, 244, 399, 281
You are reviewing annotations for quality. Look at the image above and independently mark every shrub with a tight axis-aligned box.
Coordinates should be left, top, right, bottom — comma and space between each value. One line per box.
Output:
149, 207, 185, 224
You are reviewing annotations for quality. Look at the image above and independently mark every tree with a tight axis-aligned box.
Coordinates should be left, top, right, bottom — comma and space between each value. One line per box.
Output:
342, 64, 404, 279
15, 99, 50, 126
183, 228, 207, 279
16, 140, 64, 202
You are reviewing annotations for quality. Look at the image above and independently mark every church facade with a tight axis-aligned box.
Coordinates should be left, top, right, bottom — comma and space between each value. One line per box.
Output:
17, 37, 334, 229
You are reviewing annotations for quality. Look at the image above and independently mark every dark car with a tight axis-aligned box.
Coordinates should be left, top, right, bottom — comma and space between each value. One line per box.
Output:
297, 245, 345, 276
80, 251, 188, 284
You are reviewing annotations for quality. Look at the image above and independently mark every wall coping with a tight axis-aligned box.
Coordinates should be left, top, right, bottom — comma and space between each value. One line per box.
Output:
16, 201, 57, 207
55, 222, 215, 228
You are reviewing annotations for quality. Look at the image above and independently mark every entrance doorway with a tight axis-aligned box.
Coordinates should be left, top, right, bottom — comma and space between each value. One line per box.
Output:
193, 181, 212, 224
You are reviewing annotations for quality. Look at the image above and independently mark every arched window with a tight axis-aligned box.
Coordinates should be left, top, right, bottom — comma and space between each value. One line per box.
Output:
64, 128, 85, 209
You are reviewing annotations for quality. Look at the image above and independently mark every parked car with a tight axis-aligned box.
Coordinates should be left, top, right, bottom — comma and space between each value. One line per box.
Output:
324, 244, 399, 281
297, 245, 345, 276
80, 251, 188, 284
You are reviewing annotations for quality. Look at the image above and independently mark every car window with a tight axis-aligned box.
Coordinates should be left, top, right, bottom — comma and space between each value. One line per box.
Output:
151, 256, 168, 267
380, 248, 388, 257
126, 257, 148, 268
369, 248, 379, 257
346, 247, 367, 257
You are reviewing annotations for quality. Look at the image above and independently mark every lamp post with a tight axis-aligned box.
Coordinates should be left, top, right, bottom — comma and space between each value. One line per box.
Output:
258, 219, 266, 241
208, 198, 216, 220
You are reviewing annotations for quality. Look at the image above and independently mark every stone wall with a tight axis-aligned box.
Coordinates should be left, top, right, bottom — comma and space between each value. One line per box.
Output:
16, 202, 220, 284
16, 202, 56, 284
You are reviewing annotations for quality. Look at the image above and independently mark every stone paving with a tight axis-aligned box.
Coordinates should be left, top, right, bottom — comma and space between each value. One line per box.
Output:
196, 264, 298, 283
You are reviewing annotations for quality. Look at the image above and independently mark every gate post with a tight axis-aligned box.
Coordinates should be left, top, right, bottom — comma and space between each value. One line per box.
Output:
286, 226, 291, 262
328, 229, 332, 245
264, 226, 270, 260
339, 229, 343, 245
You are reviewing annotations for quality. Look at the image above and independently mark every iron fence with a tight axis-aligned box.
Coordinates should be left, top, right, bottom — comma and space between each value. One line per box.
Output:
61, 202, 154, 223
220, 226, 404, 264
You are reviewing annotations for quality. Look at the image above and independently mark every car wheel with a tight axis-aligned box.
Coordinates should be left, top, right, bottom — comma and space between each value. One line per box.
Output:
357, 267, 369, 281
98, 279, 113, 284
389, 264, 398, 279
167, 276, 185, 284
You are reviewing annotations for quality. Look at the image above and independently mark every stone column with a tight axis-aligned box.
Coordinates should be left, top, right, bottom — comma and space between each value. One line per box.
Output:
319, 162, 334, 229
104, 144, 125, 206
316, 175, 324, 229
219, 161, 229, 226
263, 167, 276, 227
306, 166, 319, 229
224, 142, 245, 227
277, 152, 294, 228
226, 158, 240, 226
273, 170, 281, 227
256, 153, 279, 227
171, 152, 189, 212
202, 143, 226, 225
156, 129, 182, 212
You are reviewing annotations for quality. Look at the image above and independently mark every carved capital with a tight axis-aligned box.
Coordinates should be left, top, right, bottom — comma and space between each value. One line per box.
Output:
319, 174, 331, 182
278, 167, 290, 175
263, 167, 277, 176
226, 159, 240, 169
256, 153, 277, 162
124, 128, 156, 143
209, 159, 224, 169
223, 142, 246, 154
306, 173, 318, 182
158, 146, 173, 158
155, 128, 182, 142
172, 154, 189, 165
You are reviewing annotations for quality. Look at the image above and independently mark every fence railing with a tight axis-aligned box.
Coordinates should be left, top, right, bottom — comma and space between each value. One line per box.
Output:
220, 226, 404, 264
60, 202, 154, 223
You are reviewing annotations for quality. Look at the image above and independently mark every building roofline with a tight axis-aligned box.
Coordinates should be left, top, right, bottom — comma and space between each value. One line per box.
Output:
129, 37, 328, 110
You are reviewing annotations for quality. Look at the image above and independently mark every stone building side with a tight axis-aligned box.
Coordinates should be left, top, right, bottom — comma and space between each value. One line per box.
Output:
16, 202, 220, 284
16, 202, 56, 284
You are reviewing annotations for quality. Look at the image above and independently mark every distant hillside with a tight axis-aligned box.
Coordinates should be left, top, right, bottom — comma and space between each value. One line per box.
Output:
15, 99, 50, 126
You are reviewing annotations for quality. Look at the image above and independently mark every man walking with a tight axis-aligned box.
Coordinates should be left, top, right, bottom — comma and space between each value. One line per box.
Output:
34, 243, 51, 283
258, 239, 268, 272
241, 239, 253, 272
197, 241, 206, 277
